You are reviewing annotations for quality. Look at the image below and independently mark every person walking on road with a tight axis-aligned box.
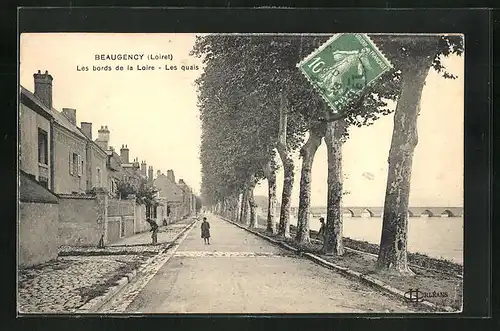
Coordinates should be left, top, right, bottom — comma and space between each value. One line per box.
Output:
201, 217, 211, 245
317, 217, 326, 242
147, 218, 159, 245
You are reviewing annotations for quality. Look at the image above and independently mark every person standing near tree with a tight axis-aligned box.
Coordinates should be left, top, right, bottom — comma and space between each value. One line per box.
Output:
317, 217, 326, 242
201, 217, 211, 245
146, 218, 159, 245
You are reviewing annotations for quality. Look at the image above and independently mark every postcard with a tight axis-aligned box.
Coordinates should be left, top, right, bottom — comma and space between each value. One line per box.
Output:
18, 32, 464, 314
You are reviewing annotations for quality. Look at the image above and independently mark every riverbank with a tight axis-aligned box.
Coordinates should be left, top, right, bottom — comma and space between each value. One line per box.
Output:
288, 215, 464, 264
252, 224, 463, 312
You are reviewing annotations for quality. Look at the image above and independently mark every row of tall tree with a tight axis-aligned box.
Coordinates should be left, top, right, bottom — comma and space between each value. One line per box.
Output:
192, 34, 462, 275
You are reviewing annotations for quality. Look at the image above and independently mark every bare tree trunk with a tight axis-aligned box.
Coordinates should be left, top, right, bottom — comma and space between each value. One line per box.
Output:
296, 127, 324, 244
262, 159, 277, 235
239, 191, 246, 224
323, 120, 345, 255
245, 174, 257, 228
222, 198, 227, 218
276, 92, 293, 239
241, 185, 250, 226
232, 195, 239, 221
377, 53, 435, 275
236, 193, 242, 222
248, 190, 257, 228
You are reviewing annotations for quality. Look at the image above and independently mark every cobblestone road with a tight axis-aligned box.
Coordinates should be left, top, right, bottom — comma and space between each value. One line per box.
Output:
18, 218, 195, 314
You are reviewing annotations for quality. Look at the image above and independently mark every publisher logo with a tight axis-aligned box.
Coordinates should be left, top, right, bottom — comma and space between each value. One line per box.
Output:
404, 288, 449, 303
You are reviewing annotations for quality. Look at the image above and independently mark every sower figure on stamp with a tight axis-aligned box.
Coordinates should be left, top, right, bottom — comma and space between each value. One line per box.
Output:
146, 218, 159, 245
201, 217, 211, 245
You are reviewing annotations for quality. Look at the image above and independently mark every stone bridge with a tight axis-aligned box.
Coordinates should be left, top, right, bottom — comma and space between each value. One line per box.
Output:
290, 206, 463, 218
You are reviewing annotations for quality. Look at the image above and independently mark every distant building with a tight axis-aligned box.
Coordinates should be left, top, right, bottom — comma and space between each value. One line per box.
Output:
177, 178, 195, 218
80, 122, 108, 192
153, 169, 185, 221
104, 146, 124, 197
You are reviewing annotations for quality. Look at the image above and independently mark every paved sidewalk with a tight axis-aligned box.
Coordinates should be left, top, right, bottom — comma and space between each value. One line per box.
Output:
18, 217, 195, 314
105, 214, 415, 313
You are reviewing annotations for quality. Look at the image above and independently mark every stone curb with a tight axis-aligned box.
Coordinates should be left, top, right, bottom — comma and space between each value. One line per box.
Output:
75, 219, 197, 314
219, 215, 456, 313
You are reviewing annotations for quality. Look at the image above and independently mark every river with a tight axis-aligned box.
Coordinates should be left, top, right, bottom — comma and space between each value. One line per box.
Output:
285, 215, 464, 265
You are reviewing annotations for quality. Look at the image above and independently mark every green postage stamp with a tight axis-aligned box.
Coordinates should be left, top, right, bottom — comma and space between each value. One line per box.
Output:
297, 33, 393, 116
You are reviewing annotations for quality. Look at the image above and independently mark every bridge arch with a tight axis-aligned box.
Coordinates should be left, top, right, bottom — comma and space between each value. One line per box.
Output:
361, 208, 373, 218
441, 209, 454, 217
420, 209, 434, 217
343, 209, 354, 217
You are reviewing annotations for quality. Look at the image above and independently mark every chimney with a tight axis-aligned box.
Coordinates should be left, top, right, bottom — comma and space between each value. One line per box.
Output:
33, 70, 53, 109
81, 122, 92, 139
61, 108, 77, 126
141, 160, 147, 177
96, 126, 110, 150
120, 144, 130, 163
166, 169, 175, 183
179, 179, 186, 185
148, 166, 154, 183
157, 170, 161, 177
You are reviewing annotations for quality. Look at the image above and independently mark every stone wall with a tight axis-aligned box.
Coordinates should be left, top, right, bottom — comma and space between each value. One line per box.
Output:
106, 217, 121, 244
19, 202, 59, 267
124, 216, 134, 237
107, 199, 134, 217
106, 198, 138, 243
134, 204, 149, 233
58, 194, 106, 246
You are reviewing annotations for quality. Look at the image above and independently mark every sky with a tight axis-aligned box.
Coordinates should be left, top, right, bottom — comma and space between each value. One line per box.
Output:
20, 33, 464, 207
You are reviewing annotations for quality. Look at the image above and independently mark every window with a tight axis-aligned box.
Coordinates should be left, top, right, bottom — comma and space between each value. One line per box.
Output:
70, 152, 76, 175
38, 129, 48, 165
96, 168, 102, 186
70, 152, 83, 177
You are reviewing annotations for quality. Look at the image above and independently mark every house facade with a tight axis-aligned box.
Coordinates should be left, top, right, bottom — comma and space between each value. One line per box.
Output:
81, 122, 108, 192
178, 178, 195, 218
153, 169, 197, 221
19, 86, 54, 190
52, 111, 88, 194
21, 70, 109, 195
19, 70, 194, 257
153, 169, 184, 221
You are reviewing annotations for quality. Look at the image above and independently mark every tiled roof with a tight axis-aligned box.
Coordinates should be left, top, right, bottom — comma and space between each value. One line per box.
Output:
20, 86, 86, 139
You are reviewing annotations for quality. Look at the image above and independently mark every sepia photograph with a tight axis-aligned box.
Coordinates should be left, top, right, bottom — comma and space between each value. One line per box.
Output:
18, 32, 464, 314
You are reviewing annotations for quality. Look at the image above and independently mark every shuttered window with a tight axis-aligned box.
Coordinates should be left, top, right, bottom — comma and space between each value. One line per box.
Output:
69, 151, 74, 175
38, 129, 48, 165
70, 152, 82, 176
78, 155, 83, 177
